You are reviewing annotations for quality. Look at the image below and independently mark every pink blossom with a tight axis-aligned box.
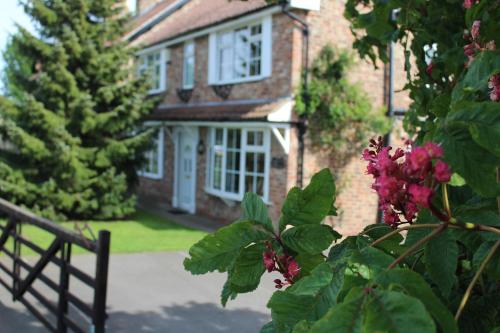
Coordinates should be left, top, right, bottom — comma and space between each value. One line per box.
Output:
489, 73, 500, 102
408, 147, 431, 172
363, 139, 452, 226
471, 20, 481, 40
434, 160, 451, 182
424, 142, 444, 158
263, 251, 275, 272
383, 208, 400, 226
464, 0, 480, 8
409, 185, 434, 208
287, 260, 300, 280
426, 62, 434, 76
404, 202, 419, 222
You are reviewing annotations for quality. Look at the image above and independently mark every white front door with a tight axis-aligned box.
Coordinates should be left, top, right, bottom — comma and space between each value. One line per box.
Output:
175, 127, 197, 213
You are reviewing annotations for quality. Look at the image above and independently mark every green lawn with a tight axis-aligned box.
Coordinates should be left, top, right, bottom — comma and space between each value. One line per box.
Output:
1, 210, 206, 255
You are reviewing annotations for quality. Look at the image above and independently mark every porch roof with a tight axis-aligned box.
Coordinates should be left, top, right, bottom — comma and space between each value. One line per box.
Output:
147, 99, 296, 123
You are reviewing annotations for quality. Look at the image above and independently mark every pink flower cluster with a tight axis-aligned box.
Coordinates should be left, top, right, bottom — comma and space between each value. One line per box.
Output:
363, 137, 451, 227
464, 0, 480, 8
464, 20, 496, 67
263, 242, 300, 289
489, 74, 500, 102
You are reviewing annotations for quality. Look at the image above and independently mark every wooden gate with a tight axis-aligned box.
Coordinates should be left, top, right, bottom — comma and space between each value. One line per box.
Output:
0, 198, 110, 333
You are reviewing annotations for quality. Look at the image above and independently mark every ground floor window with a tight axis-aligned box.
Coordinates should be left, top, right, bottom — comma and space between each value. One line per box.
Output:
206, 127, 270, 202
138, 127, 164, 179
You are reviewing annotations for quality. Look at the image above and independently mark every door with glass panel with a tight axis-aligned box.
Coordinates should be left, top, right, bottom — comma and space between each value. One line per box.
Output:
176, 127, 197, 213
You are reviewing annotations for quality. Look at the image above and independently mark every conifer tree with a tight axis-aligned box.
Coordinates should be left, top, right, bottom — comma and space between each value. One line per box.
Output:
0, 0, 155, 220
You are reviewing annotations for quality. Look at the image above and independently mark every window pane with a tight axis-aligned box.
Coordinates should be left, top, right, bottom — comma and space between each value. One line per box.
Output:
234, 28, 249, 78
226, 151, 240, 170
244, 150, 265, 195
247, 131, 264, 146
251, 24, 262, 36
225, 171, 240, 193
215, 129, 224, 145
213, 152, 223, 190
227, 129, 241, 148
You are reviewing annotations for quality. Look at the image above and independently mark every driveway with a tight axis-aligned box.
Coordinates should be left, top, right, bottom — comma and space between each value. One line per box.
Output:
0, 252, 275, 333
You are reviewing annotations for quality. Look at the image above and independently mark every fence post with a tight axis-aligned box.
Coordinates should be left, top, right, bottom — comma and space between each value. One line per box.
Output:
93, 230, 110, 333
57, 242, 71, 333
12, 220, 20, 301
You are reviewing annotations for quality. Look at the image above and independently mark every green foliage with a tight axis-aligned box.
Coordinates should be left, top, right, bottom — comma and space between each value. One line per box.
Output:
185, 0, 500, 331
0, 0, 156, 220
295, 45, 389, 157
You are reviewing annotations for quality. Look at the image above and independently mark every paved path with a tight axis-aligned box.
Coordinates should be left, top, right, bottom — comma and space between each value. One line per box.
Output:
0, 252, 275, 333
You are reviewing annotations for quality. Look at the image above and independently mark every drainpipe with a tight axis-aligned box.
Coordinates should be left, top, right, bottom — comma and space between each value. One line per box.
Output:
280, 1, 310, 188
377, 9, 398, 223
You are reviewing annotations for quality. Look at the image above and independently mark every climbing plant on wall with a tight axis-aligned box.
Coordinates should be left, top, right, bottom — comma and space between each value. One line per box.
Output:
295, 45, 389, 158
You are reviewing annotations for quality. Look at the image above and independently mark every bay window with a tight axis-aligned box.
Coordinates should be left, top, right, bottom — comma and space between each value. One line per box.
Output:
139, 128, 164, 179
208, 16, 272, 84
207, 127, 270, 201
138, 49, 168, 94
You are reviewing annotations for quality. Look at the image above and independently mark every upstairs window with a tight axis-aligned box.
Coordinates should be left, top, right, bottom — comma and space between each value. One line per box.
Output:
206, 127, 270, 202
138, 49, 168, 94
183, 42, 195, 88
208, 16, 272, 85
139, 128, 164, 179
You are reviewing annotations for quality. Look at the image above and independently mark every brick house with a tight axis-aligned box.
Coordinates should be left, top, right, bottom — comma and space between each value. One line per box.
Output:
127, 0, 409, 235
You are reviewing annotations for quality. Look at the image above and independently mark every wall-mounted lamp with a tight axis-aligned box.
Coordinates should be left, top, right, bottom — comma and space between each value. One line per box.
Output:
197, 140, 205, 155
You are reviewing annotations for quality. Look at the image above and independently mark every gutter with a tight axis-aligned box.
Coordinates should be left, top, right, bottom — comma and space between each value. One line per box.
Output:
280, 1, 310, 188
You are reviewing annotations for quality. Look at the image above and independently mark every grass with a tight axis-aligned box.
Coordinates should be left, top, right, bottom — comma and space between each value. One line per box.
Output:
1, 210, 207, 255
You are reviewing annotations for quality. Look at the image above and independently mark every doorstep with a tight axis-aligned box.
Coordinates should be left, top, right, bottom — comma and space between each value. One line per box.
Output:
138, 201, 222, 232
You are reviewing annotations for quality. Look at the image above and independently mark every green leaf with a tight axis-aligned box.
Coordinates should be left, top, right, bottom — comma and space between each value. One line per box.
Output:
451, 51, 500, 103
295, 253, 326, 278
473, 241, 500, 279
375, 269, 458, 333
227, 243, 266, 291
221, 279, 238, 307
436, 125, 500, 198
184, 221, 269, 274
282, 224, 340, 255
241, 192, 275, 232
268, 263, 345, 332
261, 322, 276, 333
309, 289, 365, 333
364, 290, 436, 333
291, 321, 313, 333
280, 169, 336, 230
348, 246, 395, 279
288, 263, 334, 296
425, 231, 458, 298
267, 291, 317, 333
447, 101, 500, 157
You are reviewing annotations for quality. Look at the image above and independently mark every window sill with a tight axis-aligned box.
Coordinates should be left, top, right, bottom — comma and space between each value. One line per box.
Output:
210, 74, 269, 86
138, 172, 163, 180
147, 88, 166, 96
204, 187, 271, 205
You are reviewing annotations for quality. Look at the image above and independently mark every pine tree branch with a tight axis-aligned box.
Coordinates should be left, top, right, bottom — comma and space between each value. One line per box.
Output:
387, 223, 448, 269
455, 240, 500, 321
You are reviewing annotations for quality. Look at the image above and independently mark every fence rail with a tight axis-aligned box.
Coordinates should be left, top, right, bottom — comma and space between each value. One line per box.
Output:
0, 198, 110, 333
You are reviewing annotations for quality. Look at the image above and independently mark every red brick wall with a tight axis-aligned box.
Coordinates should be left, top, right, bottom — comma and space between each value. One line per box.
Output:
157, 12, 296, 105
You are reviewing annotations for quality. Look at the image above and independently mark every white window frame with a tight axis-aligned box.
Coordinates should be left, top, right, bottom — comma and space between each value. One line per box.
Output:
208, 16, 272, 85
183, 41, 195, 89
137, 48, 168, 94
138, 127, 164, 179
205, 127, 271, 203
